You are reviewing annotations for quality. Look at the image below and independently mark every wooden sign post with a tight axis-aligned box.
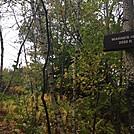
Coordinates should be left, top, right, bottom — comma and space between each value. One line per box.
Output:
104, 0, 134, 133
123, 0, 134, 133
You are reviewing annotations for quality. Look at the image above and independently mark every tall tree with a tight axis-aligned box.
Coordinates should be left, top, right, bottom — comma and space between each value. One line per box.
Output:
39, 1, 66, 133
0, 25, 4, 91
123, 0, 134, 133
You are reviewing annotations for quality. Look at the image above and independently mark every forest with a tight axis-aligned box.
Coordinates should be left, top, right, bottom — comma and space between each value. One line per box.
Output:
0, 0, 134, 134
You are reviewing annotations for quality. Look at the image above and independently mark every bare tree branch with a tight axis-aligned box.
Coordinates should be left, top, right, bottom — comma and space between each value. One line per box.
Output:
0, 18, 33, 99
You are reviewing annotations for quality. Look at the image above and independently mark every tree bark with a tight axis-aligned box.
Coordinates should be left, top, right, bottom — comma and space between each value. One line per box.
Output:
123, 0, 134, 133
39, 1, 66, 133
72, 49, 77, 134
0, 26, 4, 91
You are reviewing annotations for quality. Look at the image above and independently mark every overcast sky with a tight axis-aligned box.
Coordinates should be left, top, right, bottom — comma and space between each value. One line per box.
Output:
0, 3, 29, 69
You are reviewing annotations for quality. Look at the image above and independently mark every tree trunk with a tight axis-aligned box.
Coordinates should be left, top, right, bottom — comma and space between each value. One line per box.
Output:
0, 26, 4, 91
72, 49, 77, 134
39, 1, 66, 133
123, 0, 134, 133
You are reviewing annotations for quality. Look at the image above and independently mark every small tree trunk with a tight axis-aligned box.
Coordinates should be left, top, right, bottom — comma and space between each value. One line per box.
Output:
0, 26, 4, 91
39, 1, 66, 133
72, 49, 77, 134
123, 0, 134, 133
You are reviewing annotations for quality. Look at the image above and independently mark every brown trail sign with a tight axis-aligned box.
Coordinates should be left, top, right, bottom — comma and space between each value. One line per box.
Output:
104, 31, 134, 51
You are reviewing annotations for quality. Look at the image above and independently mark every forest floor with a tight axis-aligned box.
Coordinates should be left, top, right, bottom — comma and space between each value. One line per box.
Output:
0, 108, 12, 134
